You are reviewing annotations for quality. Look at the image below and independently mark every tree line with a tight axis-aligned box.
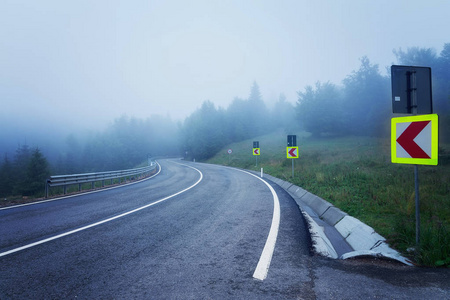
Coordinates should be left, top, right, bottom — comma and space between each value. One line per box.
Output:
0, 115, 179, 198
53, 115, 180, 174
180, 82, 297, 160
182, 43, 450, 160
296, 44, 450, 138
1, 43, 448, 198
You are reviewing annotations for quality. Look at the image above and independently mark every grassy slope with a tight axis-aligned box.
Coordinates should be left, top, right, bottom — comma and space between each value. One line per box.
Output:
206, 130, 450, 266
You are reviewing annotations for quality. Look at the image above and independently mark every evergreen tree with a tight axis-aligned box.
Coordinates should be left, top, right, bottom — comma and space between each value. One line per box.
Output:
271, 93, 297, 132
296, 81, 344, 137
226, 97, 253, 141
182, 101, 226, 160
247, 82, 270, 135
393, 47, 438, 68
23, 148, 50, 196
341, 56, 390, 136
0, 154, 13, 197
12, 144, 31, 195
436, 43, 450, 89
63, 134, 82, 174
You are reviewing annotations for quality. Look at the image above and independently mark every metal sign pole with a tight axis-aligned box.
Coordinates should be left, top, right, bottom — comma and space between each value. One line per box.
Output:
292, 159, 294, 178
414, 164, 420, 247
253, 142, 259, 167
410, 70, 421, 250
287, 135, 297, 178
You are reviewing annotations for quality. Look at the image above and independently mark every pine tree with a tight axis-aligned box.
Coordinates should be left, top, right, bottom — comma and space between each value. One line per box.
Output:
0, 154, 13, 197
12, 144, 31, 195
24, 148, 50, 196
247, 82, 269, 136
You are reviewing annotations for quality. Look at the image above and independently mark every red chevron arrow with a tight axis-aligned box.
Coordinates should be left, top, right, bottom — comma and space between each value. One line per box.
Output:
254, 148, 259, 155
396, 121, 430, 158
288, 147, 297, 157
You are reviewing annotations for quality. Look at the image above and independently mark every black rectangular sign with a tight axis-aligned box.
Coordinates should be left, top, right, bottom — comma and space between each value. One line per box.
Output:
287, 135, 297, 147
253, 141, 259, 148
391, 65, 432, 114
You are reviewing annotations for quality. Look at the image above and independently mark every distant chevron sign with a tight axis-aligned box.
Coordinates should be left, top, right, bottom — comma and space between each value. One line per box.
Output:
286, 147, 299, 159
391, 114, 438, 165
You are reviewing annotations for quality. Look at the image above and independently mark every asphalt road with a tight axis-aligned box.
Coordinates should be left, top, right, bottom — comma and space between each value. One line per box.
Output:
0, 159, 449, 299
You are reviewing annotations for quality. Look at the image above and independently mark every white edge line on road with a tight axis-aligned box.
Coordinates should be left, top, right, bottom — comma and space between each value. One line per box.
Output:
0, 162, 163, 211
0, 161, 203, 258
236, 169, 281, 281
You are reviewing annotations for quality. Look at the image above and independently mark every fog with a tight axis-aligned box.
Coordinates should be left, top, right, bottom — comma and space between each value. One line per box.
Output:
1, 1, 450, 161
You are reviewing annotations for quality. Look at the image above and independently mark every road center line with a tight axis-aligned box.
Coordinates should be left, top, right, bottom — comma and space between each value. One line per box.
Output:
236, 169, 281, 281
0, 161, 203, 258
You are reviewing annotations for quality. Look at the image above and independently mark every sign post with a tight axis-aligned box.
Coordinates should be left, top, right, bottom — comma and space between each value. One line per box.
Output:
253, 141, 260, 167
391, 65, 437, 252
287, 135, 298, 177
391, 114, 438, 250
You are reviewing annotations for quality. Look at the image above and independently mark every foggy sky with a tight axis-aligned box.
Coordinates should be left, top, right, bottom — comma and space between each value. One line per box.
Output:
1, 0, 450, 133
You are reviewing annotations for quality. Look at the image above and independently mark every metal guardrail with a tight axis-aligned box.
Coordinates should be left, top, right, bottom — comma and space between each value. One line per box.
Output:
45, 163, 158, 198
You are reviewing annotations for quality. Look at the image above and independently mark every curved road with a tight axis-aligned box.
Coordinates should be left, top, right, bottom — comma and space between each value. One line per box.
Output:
0, 159, 311, 298
0, 159, 448, 299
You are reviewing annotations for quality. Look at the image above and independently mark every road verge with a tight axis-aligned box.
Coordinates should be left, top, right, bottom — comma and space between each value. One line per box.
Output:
260, 173, 414, 266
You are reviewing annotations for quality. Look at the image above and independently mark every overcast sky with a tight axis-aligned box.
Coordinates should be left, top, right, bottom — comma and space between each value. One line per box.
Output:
1, 0, 450, 132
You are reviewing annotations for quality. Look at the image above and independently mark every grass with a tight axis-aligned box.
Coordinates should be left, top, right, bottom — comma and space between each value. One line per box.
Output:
206, 130, 450, 267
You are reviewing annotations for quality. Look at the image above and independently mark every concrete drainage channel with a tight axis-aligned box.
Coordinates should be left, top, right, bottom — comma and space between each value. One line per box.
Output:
259, 172, 414, 266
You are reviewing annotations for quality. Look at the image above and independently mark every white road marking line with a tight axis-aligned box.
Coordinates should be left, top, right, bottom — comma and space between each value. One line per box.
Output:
0, 162, 203, 258
236, 169, 281, 281
0, 162, 162, 211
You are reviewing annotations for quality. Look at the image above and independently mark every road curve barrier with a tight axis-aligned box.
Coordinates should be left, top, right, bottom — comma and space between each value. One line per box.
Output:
45, 163, 158, 198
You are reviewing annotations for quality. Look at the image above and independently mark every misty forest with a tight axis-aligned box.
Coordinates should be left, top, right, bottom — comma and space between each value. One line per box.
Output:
1, 44, 450, 198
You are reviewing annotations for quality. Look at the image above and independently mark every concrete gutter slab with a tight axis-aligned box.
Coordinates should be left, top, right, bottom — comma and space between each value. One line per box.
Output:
287, 185, 308, 199
321, 206, 347, 226
302, 211, 338, 258
244, 169, 413, 266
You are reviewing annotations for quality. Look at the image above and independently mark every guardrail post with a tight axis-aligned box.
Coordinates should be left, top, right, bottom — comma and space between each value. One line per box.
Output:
45, 179, 50, 198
